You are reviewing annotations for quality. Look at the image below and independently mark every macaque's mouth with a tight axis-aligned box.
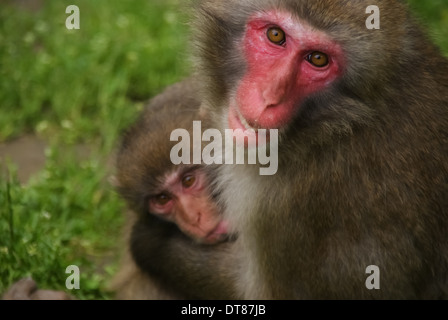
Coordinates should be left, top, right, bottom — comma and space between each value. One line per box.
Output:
204, 220, 229, 243
228, 104, 260, 132
227, 105, 271, 146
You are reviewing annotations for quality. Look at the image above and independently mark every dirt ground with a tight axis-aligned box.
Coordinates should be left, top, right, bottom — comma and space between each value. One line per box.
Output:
0, 2, 46, 182
0, 134, 109, 184
0, 135, 47, 183
4, 0, 43, 11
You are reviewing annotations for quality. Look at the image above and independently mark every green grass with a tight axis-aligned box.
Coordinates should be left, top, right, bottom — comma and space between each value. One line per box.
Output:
408, 0, 448, 52
1, 152, 123, 299
0, 0, 447, 300
0, 0, 191, 145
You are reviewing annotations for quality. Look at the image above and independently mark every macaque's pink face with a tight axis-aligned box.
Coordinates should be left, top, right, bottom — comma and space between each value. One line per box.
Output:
228, 11, 345, 140
149, 168, 228, 244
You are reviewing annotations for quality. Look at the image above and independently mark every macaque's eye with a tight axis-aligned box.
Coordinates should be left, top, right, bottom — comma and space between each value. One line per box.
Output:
154, 193, 171, 206
306, 51, 329, 67
182, 175, 196, 188
267, 27, 286, 45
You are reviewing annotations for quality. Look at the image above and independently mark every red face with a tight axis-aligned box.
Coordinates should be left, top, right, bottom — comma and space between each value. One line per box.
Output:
149, 168, 228, 244
228, 11, 345, 140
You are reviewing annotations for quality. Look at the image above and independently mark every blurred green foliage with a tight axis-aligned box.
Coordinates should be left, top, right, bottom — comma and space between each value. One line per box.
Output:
0, 0, 190, 145
408, 0, 448, 51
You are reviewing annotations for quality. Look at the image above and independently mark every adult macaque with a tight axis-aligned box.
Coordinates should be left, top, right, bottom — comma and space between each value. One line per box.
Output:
144, 0, 448, 299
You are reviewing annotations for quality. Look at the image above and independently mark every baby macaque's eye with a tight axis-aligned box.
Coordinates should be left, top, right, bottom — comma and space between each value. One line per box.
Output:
182, 175, 196, 188
154, 193, 171, 205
